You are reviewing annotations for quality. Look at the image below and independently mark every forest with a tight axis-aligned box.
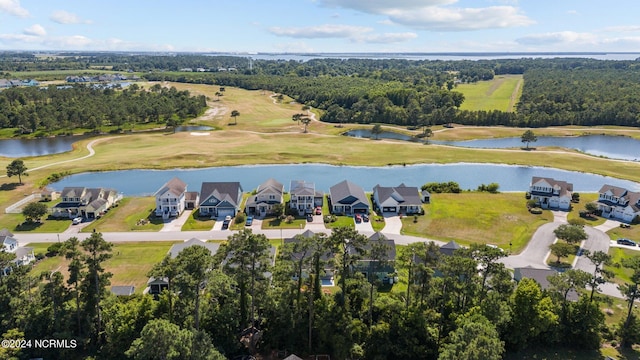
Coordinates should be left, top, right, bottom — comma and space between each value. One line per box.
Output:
3, 54, 640, 132
0, 83, 207, 135
1, 229, 639, 360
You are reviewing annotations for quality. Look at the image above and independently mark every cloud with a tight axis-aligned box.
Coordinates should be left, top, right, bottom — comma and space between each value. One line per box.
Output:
320, 0, 454, 13
603, 25, 640, 33
269, 24, 372, 39
23, 24, 46, 36
566, 10, 578, 15
0, 0, 28, 17
516, 31, 598, 46
50, 10, 92, 24
387, 6, 534, 31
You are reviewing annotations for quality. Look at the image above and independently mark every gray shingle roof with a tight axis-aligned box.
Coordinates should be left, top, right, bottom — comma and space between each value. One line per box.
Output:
154, 177, 187, 197
199, 182, 242, 207
168, 238, 220, 258
329, 180, 368, 206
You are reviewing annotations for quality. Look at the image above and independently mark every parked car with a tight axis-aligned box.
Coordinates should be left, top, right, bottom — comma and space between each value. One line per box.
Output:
72, 217, 83, 225
245, 216, 253, 226
222, 215, 232, 229
307, 214, 313, 222
355, 214, 362, 223
362, 214, 369, 222
315, 206, 322, 215
617, 238, 637, 246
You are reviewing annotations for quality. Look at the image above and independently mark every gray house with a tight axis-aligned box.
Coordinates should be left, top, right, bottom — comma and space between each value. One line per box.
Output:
245, 178, 284, 216
350, 232, 396, 284
513, 266, 579, 301
329, 180, 369, 215
372, 183, 423, 215
199, 182, 243, 218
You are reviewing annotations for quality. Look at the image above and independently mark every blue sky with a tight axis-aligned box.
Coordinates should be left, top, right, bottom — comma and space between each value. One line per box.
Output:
1, 0, 639, 53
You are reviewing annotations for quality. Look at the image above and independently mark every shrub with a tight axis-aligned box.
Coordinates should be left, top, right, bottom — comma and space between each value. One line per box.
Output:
529, 207, 543, 214
285, 215, 295, 224
421, 181, 461, 193
568, 218, 586, 227
46, 242, 64, 257
526, 199, 538, 208
235, 213, 246, 223
35, 252, 45, 261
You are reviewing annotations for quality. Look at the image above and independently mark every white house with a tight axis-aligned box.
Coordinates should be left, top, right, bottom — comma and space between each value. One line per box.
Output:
154, 177, 188, 219
245, 178, 284, 216
1, 229, 34, 275
289, 180, 323, 216
597, 184, 640, 223
372, 184, 422, 215
528, 177, 573, 210
52, 187, 121, 219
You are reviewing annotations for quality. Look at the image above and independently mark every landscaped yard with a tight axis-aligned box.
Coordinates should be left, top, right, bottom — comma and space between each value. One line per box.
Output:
606, 222, 640, 243
0, 198, 72, 233
606, 247, 640, 285
261, 216, 308, 230
29, 241, 178, 294
567, 192, 606, 226
181, 209, 214, 231
401, 192, 553, 253
83, 197, 163, 232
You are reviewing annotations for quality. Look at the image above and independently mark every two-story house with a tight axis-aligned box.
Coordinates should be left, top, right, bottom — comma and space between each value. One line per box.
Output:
154, 177, 198, 219
289, 180, 324, 215
51, 187, 121, 219
597, 184, 640, 223
246, 178, 284, 216
198, 182, 243, 218
372, 183, 423, 215
528, 177, 573, 210
1, 229, 34, 276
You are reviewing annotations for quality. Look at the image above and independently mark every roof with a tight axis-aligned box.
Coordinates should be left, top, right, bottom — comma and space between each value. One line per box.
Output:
374, 184, 422, 206
439, 241, 461, 256
356, 232, 396, 261
246, 178, 284, 207
290, 180, 316, 196
284, 230, 334, 263
61, 187, 86, 198
598, 184, 628, 197
329, 180, 368, 206
185, 191, 199, 201
155, 177, 187, 197
530, 177, 573, 197
0, 229, 14, 238
284, 355, 304, 360
168, 238, 220, 258
111, 286, 135, 296
199, 182, 242, 207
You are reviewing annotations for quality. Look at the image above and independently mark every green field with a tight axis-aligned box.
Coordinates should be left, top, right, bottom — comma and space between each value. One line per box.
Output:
456, 75, 523, 112
401, 192, 553, 253
83, 197, 163, 232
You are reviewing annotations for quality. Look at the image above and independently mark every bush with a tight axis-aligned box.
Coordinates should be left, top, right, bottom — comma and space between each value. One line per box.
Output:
46, 242, 64, 257
568, 218, 586, 227
285, 215, 295, 224
477, 182, 500, 193
421, 181, 461, 193
235, 213, 246, 223
526, 199, 538, 208
529, 207, 543, 214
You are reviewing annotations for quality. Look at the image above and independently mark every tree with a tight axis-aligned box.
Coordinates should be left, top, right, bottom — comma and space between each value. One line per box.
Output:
6, 159, 28, 184
584, 250, 613, 302
438, 313, 505, 360
508, 278, 558, 349
173, 245, 212, 330
549, 242, 575, 264
371, 124, 383, 140
585, 202, 598, 215
22, 202, 48, 223
329, 226, 368, 305
301, 116, 311, 133
62, 236, 85, 336
148, 255, 178, 322
553, 223, 587, 245
521, 130, 537, 149
230, 109, 240, 125
125, 319, 191, 360
81, 232, 113, 346
292, 113, 303, 125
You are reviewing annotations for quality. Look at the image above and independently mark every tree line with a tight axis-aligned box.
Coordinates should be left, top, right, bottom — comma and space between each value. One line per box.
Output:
1, 228, 639, 359
0, 84, 207, 134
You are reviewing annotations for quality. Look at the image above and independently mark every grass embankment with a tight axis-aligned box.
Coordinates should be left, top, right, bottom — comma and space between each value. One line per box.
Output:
83, 197, 162, 232
29, 241, 178, 294
401, 192, 552, 253
456, 75, 523, 112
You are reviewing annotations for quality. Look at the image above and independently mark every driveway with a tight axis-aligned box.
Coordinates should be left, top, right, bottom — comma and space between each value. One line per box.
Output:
381, 214, 402, 235
354, 216, 374, 233
305, 214, 327, 231
594, 219, 622, 233
160, 210, 192, 232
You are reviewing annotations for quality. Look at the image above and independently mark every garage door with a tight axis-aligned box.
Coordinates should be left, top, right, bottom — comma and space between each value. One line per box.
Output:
217, 208, 235, 218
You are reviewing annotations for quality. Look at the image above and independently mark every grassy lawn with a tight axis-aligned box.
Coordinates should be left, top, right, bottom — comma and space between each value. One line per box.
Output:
546, 245, 578, 269
261, 216, 308, 229
567, 193, 606, 226
606, 247, 640, 285
28, 241, 176, 294
325, 215, 355, 229
181, 209, 214, 231
401, 192, 553, 253
83, 197, 163, 232
456, 75, 523, 112
607, 223, 640, 243
0, 198, 72, 233
371, 216, 385, 232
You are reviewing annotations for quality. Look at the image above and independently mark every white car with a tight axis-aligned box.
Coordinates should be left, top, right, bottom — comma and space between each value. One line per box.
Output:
72, 217, 83, 225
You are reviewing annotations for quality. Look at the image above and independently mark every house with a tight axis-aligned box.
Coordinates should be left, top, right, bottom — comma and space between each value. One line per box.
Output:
51, 187, 121, 218
329, 180, 369, 215
513, 266, 579, 301
529, 177, 573, 210
372, 183, 422, 215
439, 240, 461, 256
289, 180, 324, 215
421, 189, 431, 203
245, 178, 284, 216
284, 230, 335, 286
0, 79, 12, 88
597, 184, 640, 223
111, 286, 135, 296
39, 188, 58, 202
350, 232, 396, 284
147, 238, 220, 296
154, 177, 189, 219
1, 229, 34, 275
198, 182, 243, 218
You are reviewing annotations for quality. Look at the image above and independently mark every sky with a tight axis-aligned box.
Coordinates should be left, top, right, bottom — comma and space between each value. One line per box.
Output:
1, 0, 640, 53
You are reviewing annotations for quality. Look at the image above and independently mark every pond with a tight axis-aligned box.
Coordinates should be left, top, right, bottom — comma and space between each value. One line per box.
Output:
50, 163, 640, 196
344, 130, 640, 161
0, 135, 92, 158
174, 125, 214, 132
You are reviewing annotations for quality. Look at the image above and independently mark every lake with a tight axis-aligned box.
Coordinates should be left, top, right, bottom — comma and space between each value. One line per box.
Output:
0, 135, 91, 158
344, 130, 640, 161
50, 163, 640, 196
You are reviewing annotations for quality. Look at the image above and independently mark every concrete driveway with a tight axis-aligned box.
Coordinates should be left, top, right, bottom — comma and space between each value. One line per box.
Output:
306, 214, 327, 231
381, 213, 403, 235
354, 216, 374, 232
160, 210, 192, 232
